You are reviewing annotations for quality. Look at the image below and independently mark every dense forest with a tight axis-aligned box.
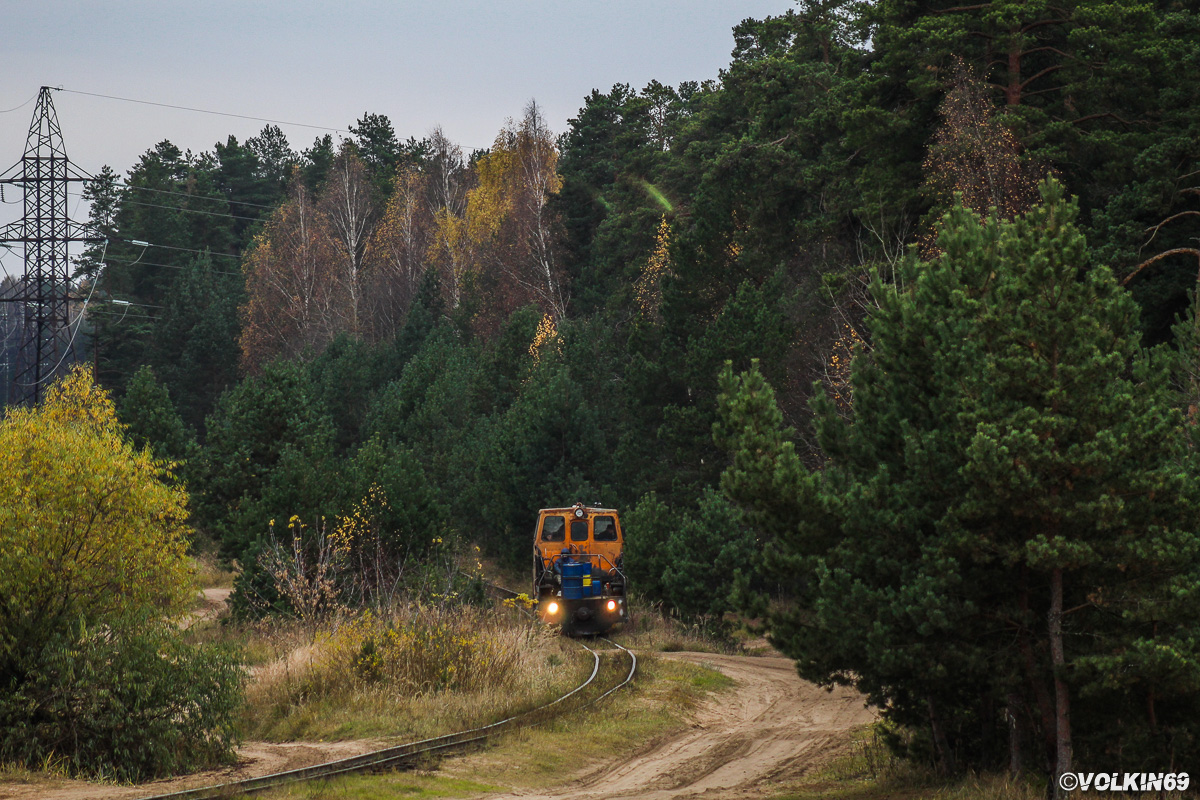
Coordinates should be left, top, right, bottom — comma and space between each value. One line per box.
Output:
7, 0, 1199, 788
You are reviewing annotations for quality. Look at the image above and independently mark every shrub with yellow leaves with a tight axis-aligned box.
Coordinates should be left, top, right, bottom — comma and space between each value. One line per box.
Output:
0, 365, 193, 630
528, 312, 561, 365
0, 366, 242, 781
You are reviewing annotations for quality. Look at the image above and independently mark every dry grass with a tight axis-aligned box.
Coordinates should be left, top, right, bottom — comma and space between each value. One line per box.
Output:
254, 652, 734, 799
252, 772, 502, 799
770, 724, 1040, 800
189, 549, 236, 589
618, 604, 747, 654
241, 604, 590, 742
771, 724, 1195, 800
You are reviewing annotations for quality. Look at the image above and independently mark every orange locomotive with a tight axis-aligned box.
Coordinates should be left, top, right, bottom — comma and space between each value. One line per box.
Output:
532, 503, 629, 635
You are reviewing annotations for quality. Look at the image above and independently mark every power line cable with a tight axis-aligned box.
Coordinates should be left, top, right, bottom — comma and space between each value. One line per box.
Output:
7, 239, 245, 270
115, 181, 281, 210
89, 309, 158, 321
68, 190, 265, 223
59, 88, 350, 134
15, 239, 109, 387
101, 299, 165, 309
131, 241, 241, 259
26, 175, 282, 211
103, 255, 242, 277
0, 93, 38, 114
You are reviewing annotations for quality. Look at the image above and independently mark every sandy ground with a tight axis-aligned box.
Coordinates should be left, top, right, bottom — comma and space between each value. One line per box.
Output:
0, 738, 394, 800
475, 652, 875, 800
0, 647, 873, 800
183, 587, 233, 628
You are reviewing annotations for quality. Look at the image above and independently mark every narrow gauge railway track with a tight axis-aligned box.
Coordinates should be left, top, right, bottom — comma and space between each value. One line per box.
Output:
137, 596, 636, 800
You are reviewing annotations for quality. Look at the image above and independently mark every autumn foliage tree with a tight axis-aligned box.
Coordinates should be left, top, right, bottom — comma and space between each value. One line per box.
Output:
450, 101, 568, 333
241, 104, 568, 366
241, 175, 340, 370
507, 100, 568, 321
426, 127, 472, 310
921, 63, 1042, 255
0, 367, 193, 627
367, 166, 434, 338
320, 144, 376, 337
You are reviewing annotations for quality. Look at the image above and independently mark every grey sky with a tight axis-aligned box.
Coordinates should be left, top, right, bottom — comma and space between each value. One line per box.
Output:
1, 1, 789, 190
0, 0, 791, 278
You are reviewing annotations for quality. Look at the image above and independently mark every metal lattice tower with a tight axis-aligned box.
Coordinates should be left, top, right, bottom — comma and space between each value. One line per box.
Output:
0, 87, 101, 406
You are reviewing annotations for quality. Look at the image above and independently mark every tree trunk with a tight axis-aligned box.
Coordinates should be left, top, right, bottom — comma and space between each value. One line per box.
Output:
1019, 584, 1057, 773
928, 695, 957, 775
1006, 31, 1022, 107
1007, 692, 1024, 778
1048, 567, 1072, 795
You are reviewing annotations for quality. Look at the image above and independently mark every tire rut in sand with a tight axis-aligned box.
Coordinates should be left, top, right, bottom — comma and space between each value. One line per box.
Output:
482, 651, 875, 800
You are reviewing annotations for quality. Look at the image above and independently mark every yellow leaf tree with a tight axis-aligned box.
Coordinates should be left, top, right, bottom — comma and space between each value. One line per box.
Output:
469, 101, 567, 324
0, 366, 193, 635
366, 165, 433, 338
0, 368, 243, 782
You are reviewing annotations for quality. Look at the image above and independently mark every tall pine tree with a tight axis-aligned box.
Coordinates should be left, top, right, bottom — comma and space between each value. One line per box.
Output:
719, 180, 1200, 784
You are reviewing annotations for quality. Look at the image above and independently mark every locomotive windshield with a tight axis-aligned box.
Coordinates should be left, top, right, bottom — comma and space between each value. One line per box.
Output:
594, 516, 618, 541
570, 520, 589, 541
541, 516, 565, 542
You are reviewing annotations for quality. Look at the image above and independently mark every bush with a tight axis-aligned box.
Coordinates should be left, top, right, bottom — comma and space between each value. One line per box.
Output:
0, 367, 244, 779
0, 616, 243, 781
0, 367, 193, 634
337, 609, 519, 693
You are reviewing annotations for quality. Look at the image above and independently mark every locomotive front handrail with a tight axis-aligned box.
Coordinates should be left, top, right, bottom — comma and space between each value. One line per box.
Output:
548, 551, 619, 573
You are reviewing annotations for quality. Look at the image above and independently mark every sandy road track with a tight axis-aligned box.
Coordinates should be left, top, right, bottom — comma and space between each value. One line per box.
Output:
183, 587, 233, 628
478, 652, 874, 800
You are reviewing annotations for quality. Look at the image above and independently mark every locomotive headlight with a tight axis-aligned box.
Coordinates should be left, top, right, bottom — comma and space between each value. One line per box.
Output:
547, 601, 559, 615
606, 600, 617, 612
574, 508, 584, 518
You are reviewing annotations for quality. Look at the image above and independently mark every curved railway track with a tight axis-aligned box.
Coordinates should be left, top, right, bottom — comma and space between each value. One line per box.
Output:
136, 595, 636, 800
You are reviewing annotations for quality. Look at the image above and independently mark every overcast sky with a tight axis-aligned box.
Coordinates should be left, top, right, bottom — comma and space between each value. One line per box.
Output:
0, 1, 789, 253
0, 0, 791, 278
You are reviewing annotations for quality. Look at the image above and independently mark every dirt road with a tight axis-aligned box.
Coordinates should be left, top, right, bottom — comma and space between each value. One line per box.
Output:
0, 649, 872, 800
183, 587, 233, 628
479, 652, 874, 800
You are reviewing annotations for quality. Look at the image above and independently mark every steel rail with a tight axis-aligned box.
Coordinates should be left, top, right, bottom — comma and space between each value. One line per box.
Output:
137, 599, 635, 800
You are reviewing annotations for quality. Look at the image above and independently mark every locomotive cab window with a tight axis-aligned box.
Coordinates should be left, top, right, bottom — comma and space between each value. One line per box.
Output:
541, 516, 565, 542
570, 520, 589, 542
593, 516, 618, 541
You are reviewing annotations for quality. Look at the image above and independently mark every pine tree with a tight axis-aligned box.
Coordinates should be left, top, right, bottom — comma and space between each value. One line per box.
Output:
718, 179, 1200, 782
118, 365, 197, 470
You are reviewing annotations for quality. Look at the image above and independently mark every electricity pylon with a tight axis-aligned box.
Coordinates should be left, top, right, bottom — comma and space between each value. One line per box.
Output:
0, 87, 102, 405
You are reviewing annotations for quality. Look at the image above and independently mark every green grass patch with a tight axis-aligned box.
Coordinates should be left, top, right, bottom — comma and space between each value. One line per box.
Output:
434, 653, 729, 790
677, 662, 735, 692
247, 772, 500, 799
